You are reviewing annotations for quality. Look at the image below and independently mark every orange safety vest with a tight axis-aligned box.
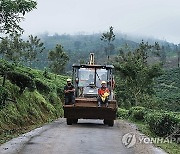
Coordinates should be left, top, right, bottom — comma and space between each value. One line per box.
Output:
98, 87, 109, 96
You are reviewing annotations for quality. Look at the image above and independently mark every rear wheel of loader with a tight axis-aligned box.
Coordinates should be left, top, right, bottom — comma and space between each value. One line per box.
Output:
73, 119, 78, 124
66, 118, 73, 125
108, 120, 114, 127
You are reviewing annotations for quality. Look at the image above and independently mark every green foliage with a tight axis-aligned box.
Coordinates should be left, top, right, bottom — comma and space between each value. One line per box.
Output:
117, 108, 129, 119
145, 112, 179, 137
43, 68, 51, 79
23, 35, 45, 66
0, 0, 37, 34
0, 60, 67, 143
48, 44, 69, 74
56, 86, 65, 100
0, 59, 15, 73
6, 71, 36, 93
34, 79, 50, 93
101, 26, 115, 43
129, 106, 146, 121
101, 26, 115, 60
117, 106, 180, 145
0, 34, 45, 65
154, 68, 180, 112
0, 33, 25, 62
20, 33, 179, 71
114, 41, 163, 108
0, 86, 8, 107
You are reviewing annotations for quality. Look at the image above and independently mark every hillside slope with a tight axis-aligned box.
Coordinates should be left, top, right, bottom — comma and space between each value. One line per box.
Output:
154, 67, 180, 111
0, 60, 67, 144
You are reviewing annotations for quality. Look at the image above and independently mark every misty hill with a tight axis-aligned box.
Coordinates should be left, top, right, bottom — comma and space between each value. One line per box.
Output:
30, 32, 179, 71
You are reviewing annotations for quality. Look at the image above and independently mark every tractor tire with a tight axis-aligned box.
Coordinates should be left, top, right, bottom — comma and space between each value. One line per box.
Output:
103, 119, 108, 125
66, 118, 73, 125
108, 120, 114, 127
73, 119, 78, 124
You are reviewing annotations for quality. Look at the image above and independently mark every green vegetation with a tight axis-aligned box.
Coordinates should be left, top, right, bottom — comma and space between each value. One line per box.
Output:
117, 107, 180, 154
48, 44, 69, 74
0, 0, 37, 34
33, 32, 180, 71
145, 111, 179, 137
23, 35, 45, 67
154, 68, 180, 111
114, 40, 180, 153
115, 58, 180, 153
114, 41, 163, 108
101, 26, 116, 61
129, 106, 146, 121
0, 33, 45, 66
0, 60, 67, 144
0, 2, 179, 154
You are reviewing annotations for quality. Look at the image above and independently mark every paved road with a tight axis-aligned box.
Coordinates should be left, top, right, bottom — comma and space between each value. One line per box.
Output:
0, 119, 166, 154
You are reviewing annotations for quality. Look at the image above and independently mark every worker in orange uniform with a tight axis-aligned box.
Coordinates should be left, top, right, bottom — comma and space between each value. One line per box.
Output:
97, 81, 110, 107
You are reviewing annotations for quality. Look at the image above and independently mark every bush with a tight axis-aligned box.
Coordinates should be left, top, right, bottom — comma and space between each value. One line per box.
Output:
0, 60, 15, 74
117, 108, 129, 119
56, 86, 64, 100
35, 79, 50, 93
129, 106, 146, 121
0, 86, 9, 107
145, 112, 179, 137
6, 71, 36, 93
173, 114, 180, 143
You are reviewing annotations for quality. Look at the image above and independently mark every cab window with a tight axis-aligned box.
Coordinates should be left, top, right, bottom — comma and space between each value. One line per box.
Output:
78, 68, 95, 87
96, 69, 107, 87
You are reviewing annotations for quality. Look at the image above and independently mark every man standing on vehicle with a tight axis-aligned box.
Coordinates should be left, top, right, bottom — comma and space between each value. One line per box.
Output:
97, 81, 110, 107
64, 78, 75, 105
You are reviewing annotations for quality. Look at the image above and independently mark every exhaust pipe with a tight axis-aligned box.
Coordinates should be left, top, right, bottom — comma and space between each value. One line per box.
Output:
89, 53, 95, 65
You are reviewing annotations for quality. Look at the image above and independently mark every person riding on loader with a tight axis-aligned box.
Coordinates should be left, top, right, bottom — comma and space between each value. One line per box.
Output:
64, 78, 75, 105
97, 81, 110, 107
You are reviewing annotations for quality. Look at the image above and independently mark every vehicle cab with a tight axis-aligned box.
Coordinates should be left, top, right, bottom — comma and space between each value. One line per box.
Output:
72, 64, 115, 100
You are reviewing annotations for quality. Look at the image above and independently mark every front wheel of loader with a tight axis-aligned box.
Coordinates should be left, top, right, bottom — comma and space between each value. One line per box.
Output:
66, 118, 73, 125
108, 120, 114, 127
103, 119, 108, 125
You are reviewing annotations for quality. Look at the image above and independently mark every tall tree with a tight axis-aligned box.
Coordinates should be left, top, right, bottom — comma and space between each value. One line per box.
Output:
23, 35, 45, 66
101, 26, 115, 61
0, 36, 9, 59
114, 41, 163, 108
159, 46, 166, 65
48, 44, 69, 74
0, 33, 25, 62
0, 0, 37, 35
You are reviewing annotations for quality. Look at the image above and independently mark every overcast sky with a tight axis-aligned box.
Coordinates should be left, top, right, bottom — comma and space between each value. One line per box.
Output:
20, 0, 180, 44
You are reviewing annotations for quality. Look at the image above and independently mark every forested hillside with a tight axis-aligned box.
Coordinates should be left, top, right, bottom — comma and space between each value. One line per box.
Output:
30, 32, 180, 71
0, 60, 67, 143
39, 33, 138, 70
